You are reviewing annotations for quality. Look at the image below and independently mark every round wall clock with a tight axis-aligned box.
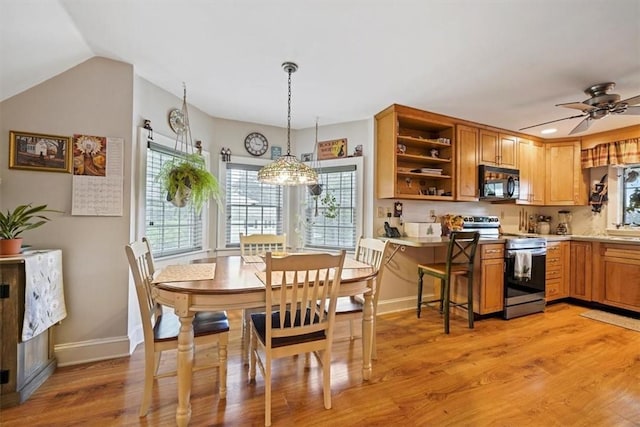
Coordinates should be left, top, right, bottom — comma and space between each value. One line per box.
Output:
168, 109, 185, 134
244, 132, 269, 156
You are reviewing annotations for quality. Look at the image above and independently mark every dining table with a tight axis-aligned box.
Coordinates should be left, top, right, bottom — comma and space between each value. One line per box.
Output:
152, 253, 377, 427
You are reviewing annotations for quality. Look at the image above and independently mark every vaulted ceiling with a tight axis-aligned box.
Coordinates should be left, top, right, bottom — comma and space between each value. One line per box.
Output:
1, 0, 639, 137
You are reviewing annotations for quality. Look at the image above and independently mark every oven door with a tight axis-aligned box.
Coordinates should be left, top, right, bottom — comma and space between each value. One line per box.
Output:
504, 248, 546, 305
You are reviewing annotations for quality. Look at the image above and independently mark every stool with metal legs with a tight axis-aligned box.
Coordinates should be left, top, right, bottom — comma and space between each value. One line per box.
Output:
417, 231, 480, 334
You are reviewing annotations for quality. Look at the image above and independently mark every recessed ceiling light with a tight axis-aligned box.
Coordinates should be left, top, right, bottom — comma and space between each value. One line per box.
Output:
541, 128, 557, 135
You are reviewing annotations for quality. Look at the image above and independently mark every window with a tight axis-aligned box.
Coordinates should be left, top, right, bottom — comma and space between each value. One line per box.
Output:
302, 159, 360, 251
145, 140, 203, 257
622, 165, 640, 225
224, 163, 284, 247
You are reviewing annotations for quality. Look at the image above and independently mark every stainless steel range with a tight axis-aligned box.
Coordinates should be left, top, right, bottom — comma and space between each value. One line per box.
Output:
461, 215, 501, 239
503, 237, 547, 319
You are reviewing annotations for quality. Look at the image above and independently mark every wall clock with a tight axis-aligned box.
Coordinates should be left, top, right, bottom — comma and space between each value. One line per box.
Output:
168, 108, 185, 134
244, 132, 268, 156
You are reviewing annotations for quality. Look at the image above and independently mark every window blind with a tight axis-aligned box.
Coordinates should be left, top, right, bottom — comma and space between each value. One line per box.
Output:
145, 140, 203, 257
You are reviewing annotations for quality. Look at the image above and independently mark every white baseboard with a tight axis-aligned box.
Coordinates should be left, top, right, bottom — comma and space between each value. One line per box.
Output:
377, 297, 417, 315
55, 336, 132, 367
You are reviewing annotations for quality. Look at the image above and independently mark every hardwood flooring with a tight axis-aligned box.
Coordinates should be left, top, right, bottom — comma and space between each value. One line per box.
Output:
1, 303, 639, 426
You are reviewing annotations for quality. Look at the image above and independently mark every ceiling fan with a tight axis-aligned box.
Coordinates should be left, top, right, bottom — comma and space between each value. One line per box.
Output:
520, 82, 640, 134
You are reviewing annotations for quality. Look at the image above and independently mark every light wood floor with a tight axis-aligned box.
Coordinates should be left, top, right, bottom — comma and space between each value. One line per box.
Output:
2, 303, 639, 426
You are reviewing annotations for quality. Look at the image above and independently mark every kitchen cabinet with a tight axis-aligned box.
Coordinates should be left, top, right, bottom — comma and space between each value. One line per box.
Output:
545, 140, 588, 206
441, 242, 504, 315
569, 241, 592, 301
0, 260, 57, 408
375, 104, 455, 200
517, 138, 545, 205
594, 243, 640, 312
546, 241, 569, 301
478, 129, 517, 169
455, 124, 479, 201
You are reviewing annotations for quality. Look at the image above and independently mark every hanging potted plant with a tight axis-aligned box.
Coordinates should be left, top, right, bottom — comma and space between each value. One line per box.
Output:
320, 191, 339, 219
0, 204, 60, 255
157, 152, 222, 213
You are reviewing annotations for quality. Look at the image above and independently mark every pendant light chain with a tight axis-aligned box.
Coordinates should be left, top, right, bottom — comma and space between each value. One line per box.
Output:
286, 68, 292, 155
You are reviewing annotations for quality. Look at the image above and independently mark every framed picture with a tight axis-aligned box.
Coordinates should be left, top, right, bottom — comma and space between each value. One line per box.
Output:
301, 153, 313, 162
317, 138, 348, 160
9, 130, 72, 173
270, 146, 282, 160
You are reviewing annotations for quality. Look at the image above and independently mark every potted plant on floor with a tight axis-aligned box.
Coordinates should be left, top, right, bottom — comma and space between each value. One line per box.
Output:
0, 204, 59, 255
156, 153, 223, 213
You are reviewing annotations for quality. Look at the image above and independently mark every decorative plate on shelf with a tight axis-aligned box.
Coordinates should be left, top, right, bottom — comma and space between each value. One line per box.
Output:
168, 108, 186, 134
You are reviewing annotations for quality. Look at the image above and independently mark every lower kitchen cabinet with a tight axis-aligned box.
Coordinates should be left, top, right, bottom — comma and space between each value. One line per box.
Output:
546, 241, 569, 301
595, 243, 640, 312
569, 241, 592, 301
474, 243, 504, 314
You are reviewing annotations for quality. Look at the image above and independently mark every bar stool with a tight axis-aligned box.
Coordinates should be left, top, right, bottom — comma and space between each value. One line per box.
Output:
417, 231, 480, 334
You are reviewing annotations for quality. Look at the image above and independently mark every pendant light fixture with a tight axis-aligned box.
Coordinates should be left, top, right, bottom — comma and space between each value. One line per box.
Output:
258, 62, 318, 186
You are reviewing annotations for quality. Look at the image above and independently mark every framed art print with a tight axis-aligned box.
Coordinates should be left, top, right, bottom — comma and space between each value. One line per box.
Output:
9, 130, 72, 173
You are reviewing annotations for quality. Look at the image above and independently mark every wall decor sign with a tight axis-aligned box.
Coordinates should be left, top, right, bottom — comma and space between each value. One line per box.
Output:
8, 130, 72, 173
270, 146, 282, 160
317, 138, 348, 160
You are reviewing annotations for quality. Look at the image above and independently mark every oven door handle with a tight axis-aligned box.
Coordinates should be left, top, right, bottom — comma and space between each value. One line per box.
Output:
506, 248, 547, 257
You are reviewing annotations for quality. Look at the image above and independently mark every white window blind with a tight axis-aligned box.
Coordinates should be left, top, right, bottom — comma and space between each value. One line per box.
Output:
622, 165, 640, 225
145, 140, 203, 257
225, 163, 284, 246
304, 164, 357, 250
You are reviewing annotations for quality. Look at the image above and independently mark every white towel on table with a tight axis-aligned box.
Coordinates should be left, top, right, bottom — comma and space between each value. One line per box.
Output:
22, 250, 67, 341
514, 251, 532, 281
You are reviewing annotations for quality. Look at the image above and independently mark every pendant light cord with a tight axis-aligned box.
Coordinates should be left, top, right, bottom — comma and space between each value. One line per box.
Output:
286, 68, 292, 155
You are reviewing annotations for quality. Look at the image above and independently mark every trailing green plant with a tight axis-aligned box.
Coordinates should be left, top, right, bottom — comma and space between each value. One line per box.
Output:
156, 153, 223, 214
320, 191, 339, 219
625, 188, 640, 213
0, 204, 59, 240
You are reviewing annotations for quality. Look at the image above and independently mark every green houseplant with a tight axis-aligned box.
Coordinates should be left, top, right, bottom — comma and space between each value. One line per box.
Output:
156, 153, 222, 213
0, 204, 58, 255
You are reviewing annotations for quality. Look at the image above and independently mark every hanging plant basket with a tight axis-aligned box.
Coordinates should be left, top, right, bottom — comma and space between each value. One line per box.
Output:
307, 183, 323, 196
157, 153, 222, 213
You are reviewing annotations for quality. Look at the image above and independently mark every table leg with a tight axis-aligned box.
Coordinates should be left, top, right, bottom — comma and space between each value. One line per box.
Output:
361, 292, 373, 381
176, 313, 195, 427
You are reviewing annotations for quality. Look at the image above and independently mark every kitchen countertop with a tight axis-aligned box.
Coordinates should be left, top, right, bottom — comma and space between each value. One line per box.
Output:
381, 233, 640, 247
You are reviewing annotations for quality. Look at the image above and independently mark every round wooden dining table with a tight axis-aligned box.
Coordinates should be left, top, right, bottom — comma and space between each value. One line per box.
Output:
152, 254, 376, 427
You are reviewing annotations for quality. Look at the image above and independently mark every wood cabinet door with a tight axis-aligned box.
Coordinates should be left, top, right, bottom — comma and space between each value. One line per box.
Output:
498, 133, 518, 169
598, 245, 640, 312
479, 129, 499, 165
456, 125, 479, 201
545, 140, 588, 205
530, 141, 546, 204
480, 258, 504, 314
570, 241, 592, 300
518, 139, 533, 203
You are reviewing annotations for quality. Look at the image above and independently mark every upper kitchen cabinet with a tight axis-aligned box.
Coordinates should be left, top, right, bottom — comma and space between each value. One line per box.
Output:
517, 138, 545, 205
456, 125, 479, 201
478, 129, 518, 169
545, 140, 588, 205
375, 105, 455, 200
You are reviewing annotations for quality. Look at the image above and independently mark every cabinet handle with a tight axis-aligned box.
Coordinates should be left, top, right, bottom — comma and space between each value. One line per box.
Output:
485, 249, 502, 254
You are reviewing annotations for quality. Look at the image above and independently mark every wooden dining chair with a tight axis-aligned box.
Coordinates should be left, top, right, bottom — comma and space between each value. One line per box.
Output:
417, 231, 480, 334
125, 238, 230, 417
239, 233, 287, 362
249, 251, 346, 427
334, 237, 391, 359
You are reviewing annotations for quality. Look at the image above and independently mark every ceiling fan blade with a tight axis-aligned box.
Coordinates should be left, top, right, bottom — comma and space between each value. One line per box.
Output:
620, 105, 640, 115
569, 117, 592, 135
620, 94, 640, 105
556, 101, 594, 112
519, 113, 586, 131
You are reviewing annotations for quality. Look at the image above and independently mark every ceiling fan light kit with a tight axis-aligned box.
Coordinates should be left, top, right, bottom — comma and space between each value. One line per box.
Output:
520, 82, 640, 135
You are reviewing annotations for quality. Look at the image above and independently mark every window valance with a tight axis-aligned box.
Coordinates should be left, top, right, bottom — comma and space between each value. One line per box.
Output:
581, 137, 640, 168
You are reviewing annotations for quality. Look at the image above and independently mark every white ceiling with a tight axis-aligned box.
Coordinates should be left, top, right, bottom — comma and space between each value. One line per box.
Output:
1, 0, 639, 138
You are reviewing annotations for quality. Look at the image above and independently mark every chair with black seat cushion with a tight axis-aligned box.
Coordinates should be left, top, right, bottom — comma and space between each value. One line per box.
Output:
125, 239, 230, 417
249, 250, 346, 427
417, 231, 480, 334
334, 237, 390, 359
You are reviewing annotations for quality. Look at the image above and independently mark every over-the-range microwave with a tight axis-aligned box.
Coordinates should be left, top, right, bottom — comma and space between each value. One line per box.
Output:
479, 165, 520, 201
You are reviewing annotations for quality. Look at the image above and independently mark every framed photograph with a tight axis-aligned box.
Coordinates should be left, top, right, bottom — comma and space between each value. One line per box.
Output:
9, 130, 72, 173
317, 138, 348, 160
301, 153, 313, 162
270, 146, 282, 160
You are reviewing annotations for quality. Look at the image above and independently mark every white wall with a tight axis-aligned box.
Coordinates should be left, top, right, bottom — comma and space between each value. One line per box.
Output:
0, 57, 134, 365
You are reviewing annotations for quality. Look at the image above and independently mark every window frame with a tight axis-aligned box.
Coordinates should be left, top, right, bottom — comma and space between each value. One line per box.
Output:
606, 164, 640, 236
217, 156, 290, 252
136, 127, 211, 260
298, 156, 363, 251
